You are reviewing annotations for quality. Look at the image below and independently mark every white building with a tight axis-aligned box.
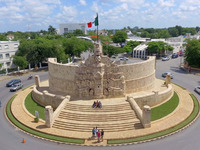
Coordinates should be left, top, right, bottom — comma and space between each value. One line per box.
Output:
0, 41, 19, 69
133, 44, 148, 58
59, 23, 87, 35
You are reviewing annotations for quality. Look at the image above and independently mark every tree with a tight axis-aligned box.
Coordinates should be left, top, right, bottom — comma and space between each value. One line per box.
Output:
17, 38, 67, 65
168, 27, 179, 37
185, 39, 200, 67
102, 45, 126, 56
0, 34, 7, 40
73, 29, 84, 36
156, 29, 170, 38
175, 25, 183, 35
112, 30, 128, 43
13, 56, 28, 69
140, 31, 150, 38
48, 25, 56, 35
147, 41, 168, 57
124, 41, 140, 53
63, 37, 93, 57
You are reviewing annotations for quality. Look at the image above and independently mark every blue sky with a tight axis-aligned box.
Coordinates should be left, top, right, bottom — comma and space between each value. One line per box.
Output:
0, 0, 200, 32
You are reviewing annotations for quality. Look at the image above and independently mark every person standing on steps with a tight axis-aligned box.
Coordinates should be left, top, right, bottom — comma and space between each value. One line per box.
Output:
95, 127, 98, 137
101, 129, 104, 141
97, 130, 101, 142
92, 127, 95, 137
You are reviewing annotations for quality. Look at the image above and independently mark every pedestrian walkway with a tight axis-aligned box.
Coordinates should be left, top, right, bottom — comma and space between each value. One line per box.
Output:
10, 80, 195, 146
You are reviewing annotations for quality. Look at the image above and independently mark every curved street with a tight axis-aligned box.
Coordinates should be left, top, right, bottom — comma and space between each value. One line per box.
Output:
0, 57, 200, 150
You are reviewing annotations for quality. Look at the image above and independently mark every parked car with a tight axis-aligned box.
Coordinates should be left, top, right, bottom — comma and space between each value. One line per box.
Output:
120, 57, 128, 61
172, 53, 178, 58
111, 55, 116, 59
162, 56, 170, 61
6, 79, 21, 87
162, 72, 173, 79
194, 86, 200, 94
178, 50, 184, 56
10, 83, 23, 92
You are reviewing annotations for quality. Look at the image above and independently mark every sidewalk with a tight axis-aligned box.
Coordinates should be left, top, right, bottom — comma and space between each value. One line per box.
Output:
9, 80, 195, 146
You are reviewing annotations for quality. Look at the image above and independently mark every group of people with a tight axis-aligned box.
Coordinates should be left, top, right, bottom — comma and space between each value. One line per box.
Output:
92, 127, 104, 142
92, 100, 102, 108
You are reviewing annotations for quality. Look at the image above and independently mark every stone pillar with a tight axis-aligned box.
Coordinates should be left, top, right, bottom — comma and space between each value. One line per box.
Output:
45, 105, 53, 128
35, 75, 41, 87
154, 90, 159, 104
29, 63, 31, 70
39, 62, 42, 68
142, 105, 151, 128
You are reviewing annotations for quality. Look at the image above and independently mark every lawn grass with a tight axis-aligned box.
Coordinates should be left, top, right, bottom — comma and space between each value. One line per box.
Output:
108, 94, 199, 145
151, 92, 179, 121
6, 95, 84, 144
24, 92, 45, 120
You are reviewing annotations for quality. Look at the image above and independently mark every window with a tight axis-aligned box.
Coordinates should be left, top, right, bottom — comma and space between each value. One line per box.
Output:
0, 45, 2, 50
6, 62, 10, 67
6, 53, 10, 58
4, 45, 9, 49
14, 44, 18, 48
0, 54, 3, 59
64, 28, 68, 33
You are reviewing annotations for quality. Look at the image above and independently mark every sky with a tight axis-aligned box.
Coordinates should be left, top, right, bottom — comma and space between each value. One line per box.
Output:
0, 0, 200, 32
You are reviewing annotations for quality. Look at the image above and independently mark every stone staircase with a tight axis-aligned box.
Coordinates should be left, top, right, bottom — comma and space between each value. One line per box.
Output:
52, 101, 143, 132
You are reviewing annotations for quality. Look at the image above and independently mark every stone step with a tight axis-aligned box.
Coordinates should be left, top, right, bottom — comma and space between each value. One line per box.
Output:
64, 103, 131, 112
53, 100, 143, 133
58, 110, 137, 122
52, 119, 143, 132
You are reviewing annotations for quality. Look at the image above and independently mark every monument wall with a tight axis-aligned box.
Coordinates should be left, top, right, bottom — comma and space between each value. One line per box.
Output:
48, 58, 78, 96
48, 56, 156, 99
118, 56, 155, 93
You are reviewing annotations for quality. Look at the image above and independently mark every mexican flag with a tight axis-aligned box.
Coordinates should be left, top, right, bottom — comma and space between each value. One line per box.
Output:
87, 14, 99, 28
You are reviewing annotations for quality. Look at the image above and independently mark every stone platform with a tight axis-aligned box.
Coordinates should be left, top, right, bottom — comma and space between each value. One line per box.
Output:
10, 79, 194, 145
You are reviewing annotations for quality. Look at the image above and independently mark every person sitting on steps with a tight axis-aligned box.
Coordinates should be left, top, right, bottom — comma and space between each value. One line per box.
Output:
98, 101, 102, 108
92, 101, 96, 108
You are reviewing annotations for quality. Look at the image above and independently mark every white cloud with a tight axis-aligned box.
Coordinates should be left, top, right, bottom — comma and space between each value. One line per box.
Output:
91, 1, 101, 13
158, 0, 175, 7
79, 0, 86, 6
55, 6, 78, 23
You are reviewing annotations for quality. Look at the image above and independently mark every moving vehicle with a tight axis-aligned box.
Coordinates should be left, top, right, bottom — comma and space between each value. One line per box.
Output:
194, 86, 200, 94
162, 56, 170, 61
172, 53, 178, 58
120, 57, 128, 61
162, 72, 173, 79
10, 83, 23, 92
28, 74, 33, 80
6, 79, 21, 87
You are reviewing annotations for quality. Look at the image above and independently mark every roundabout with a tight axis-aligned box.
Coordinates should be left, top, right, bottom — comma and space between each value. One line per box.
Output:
6, 79, 199, 146
5, 41, 199, 146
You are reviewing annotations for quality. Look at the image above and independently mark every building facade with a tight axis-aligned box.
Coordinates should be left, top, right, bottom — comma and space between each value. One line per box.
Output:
0, 41, 19, 69
59, 23, 87, 35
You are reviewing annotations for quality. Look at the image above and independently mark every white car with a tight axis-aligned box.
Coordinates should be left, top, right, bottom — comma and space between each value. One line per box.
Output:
162, 56, 170, 61
10, 83, 23, 92
162, 72, 173, 79
120, 57, 128, 61
194, 86, 200, 94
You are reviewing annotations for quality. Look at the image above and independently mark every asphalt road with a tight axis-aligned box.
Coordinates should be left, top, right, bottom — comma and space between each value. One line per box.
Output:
0, 57, 200, 150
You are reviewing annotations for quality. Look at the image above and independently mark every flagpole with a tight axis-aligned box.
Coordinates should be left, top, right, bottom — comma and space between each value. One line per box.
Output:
97, 13, 99, 43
